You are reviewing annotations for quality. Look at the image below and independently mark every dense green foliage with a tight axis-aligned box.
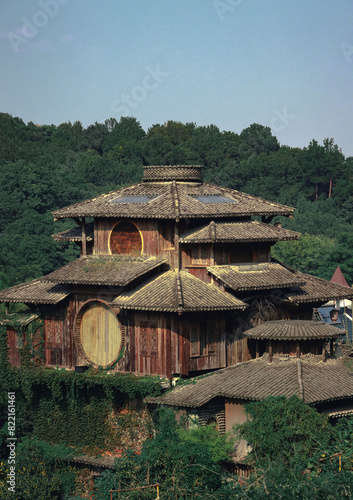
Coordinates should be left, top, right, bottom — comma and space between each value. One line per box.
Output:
94, 408, 237, 500
0, 439, 76, 500
0, 323, 163, 498
0, 113, 352, 287
236, 397, 353, 499
93, 400, 353, 499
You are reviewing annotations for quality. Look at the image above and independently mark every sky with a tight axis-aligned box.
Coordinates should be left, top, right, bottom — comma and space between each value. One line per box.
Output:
1, 0, 353, 157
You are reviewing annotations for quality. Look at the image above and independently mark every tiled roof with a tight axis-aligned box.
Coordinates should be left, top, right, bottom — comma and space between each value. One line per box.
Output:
284, 268, 353, 304
113, 270, 247, 312
71, 454, 115, 469
52, 222, 94, 242
0, 280, 70, 304
324, 406, 353, 418
0, 313, 40, 326
180, 221, 300, 243
152, 357, 353, 408
243, 320, 346, 340
42, 256, 166, 286
207, 263, 305, 291
331, 266, 351, 288
52, 175, 294, 221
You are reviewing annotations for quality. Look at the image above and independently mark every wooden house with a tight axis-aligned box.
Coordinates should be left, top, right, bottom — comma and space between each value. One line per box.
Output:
149, 320, 353, 459
0, 165, 352, 378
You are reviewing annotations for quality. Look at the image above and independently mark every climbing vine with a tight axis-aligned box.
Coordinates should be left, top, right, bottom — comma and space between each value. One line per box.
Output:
0, 320, 162, 456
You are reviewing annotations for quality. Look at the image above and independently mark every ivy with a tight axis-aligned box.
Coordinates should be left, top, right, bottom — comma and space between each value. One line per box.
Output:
0, 321, 162, 458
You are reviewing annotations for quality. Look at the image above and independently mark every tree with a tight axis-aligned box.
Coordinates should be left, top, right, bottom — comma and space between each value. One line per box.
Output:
239, 123, 279, 157
94, 408, 234, 499
236, 397, 353, 499
272, 233, 335, 276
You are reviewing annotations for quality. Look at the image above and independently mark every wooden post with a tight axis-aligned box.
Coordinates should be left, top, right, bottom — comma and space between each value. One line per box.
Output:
81, 217, 87, 257
256, 340, 259, 358
174, 222, 180, 270
330, 338, 333, 358
296, 341, 300, 358
210, 243, 215, 284
269, 341, 273, 363
322, 341, 326, 362
5, 302, 9, 315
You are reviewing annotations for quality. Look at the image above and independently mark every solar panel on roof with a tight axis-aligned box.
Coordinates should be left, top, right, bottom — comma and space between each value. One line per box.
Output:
192, 195, 237, 204
111, 195, 158, 204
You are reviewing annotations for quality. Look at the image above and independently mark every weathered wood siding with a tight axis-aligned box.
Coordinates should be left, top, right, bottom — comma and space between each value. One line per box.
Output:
44, 316, 63, 366
122, 312, 173, 378
93, 218, 176, 266
186, 314, 227, 373
214, 243, 270, 265
7, 327, 21, 367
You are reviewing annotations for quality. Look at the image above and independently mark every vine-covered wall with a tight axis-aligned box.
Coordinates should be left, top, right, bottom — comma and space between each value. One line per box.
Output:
0, 321, 162, 455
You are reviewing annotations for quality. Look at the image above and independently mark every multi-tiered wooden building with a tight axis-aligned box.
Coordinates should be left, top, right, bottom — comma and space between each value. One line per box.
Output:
1, 165, 352, 378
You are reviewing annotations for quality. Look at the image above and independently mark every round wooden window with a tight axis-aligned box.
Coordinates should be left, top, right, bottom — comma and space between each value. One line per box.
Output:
110, 221, 142, 255
75, 301, 122, 367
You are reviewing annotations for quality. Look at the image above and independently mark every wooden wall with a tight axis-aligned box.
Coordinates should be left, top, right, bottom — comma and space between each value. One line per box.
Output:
7, 327, 21, 367
93, 218, 175, 267
42, 298, 233, 378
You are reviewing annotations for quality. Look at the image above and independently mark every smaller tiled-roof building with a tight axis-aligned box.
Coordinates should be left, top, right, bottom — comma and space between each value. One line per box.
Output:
149, 321, 353, 459
0, 165, 352, 378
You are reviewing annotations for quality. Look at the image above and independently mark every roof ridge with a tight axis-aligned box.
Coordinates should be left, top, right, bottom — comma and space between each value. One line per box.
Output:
297, 359, 304, 400
175, 271, 184, 312
209, 220, 216, 241
171, 180, 180, 221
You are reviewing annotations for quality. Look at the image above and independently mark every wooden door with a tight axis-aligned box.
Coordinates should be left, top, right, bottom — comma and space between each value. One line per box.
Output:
78, 302, 122, 367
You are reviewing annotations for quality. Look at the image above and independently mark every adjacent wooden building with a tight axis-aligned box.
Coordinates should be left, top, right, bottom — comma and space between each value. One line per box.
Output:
149, 320, 353, 459
1, 165, 352, 378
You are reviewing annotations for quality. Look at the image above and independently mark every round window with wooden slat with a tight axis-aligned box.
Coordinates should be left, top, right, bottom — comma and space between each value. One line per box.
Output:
75, 301, 122, 367
110, 221, 142, 255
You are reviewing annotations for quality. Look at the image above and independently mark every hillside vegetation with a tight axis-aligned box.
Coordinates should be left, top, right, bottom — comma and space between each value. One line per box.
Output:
0, 113, 352, 288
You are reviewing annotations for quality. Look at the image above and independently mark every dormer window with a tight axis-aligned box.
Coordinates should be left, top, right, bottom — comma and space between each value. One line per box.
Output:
191, 245, 209, 264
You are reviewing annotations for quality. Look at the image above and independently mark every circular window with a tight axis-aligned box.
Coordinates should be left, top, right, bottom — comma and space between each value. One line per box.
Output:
110, 221, 142, 255
74, 301, 122, 367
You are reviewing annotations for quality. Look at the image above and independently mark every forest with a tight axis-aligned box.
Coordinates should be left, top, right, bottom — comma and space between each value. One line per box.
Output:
0, 111, 352, 290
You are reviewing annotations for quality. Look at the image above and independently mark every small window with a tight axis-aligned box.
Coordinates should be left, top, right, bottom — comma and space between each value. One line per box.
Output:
190, 245, 209, 264
190, 322, 217, 357
230, 245, 253, 264
139, 321, 158, 357
45, 317, 63, 365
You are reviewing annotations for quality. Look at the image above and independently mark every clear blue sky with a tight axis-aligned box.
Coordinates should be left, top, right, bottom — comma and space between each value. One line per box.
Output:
1, 0, 353, 156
